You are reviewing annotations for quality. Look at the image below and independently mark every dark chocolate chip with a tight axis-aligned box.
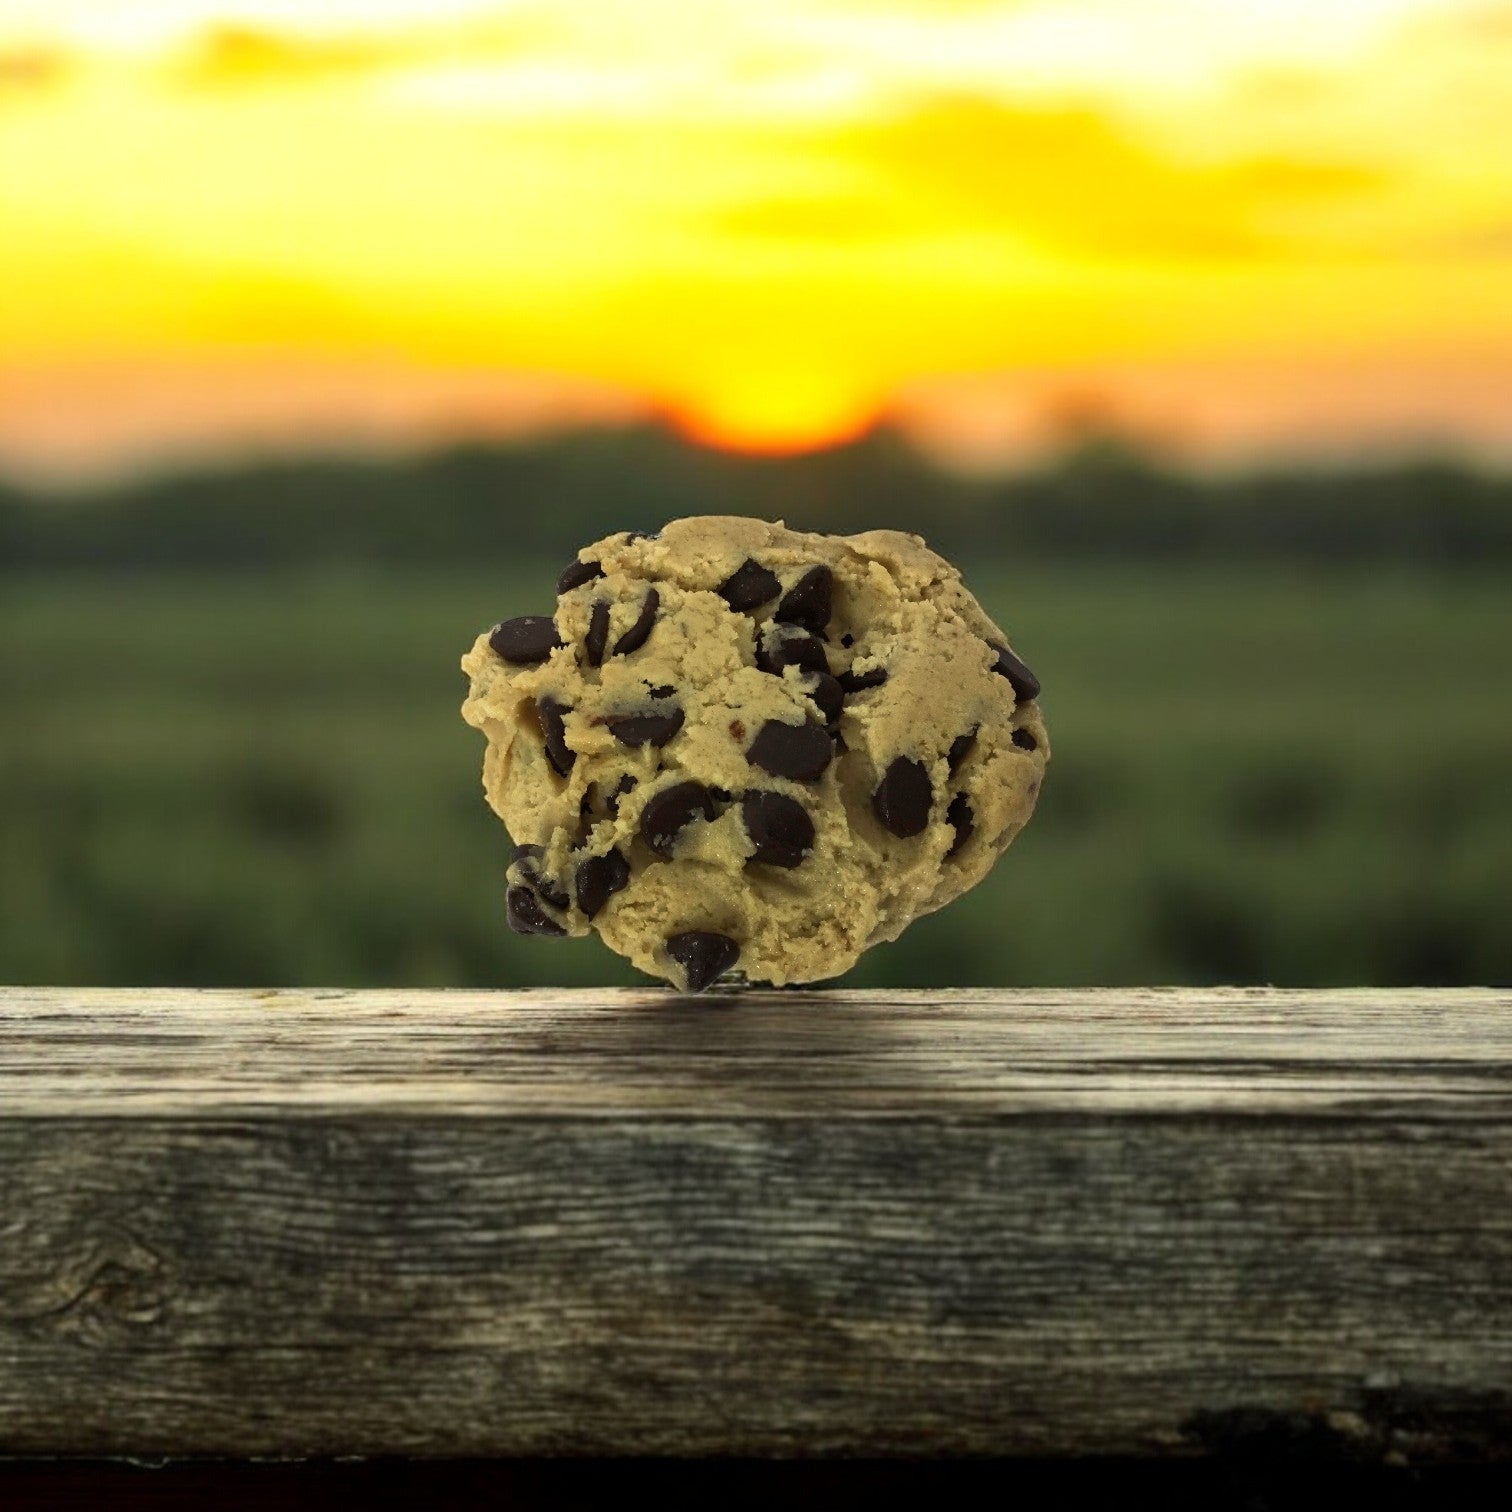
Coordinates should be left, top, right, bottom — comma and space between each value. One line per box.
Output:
946, 792, 974, 857
607, 708, 685, 747
489, 615, 562, 665
512, 845, 571, 910
584, 599, 610, 667
805, 671, 845, 723
837, 665, 887, 693
840, 633, 855, 648
607, 773, 638, 815
576, 848, 631, 920
989, 641, 1041, 702
665, 930, 740, 993
709, 786, 733, 805
557, 557, 604, 594
717, 558, 782, 611
511, 842, 544, 887
775, 564, 833, 634
538, 696, 575, 777
517, 852, 568, 907
639, 780, 715, 857
757, 630, 829, 676
613, 589, 660, 656
647, 683, 677, 698
507, 884, 567, 936
742, 790, 815, 868
746, 718, 833, 782
947, 729, 978, 774
1012, 727, 1038, 752
872, 756, 932, 837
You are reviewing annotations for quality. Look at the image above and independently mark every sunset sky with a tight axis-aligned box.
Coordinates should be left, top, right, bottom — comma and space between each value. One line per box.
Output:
2, 0, 1511, 480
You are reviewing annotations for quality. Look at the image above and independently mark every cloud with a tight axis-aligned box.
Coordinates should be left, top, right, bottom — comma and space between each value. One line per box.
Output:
0, 49, 66, 94
716, 94, 1388, 262
176, 25, 402, 87
1417, 1, 1512, 44
172, 11, 567, 92
716, 195, 910, 243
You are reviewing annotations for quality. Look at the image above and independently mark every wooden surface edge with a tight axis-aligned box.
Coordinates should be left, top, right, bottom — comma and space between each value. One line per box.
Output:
1, 986, 1509, 1459
2, 985, 1510, 1117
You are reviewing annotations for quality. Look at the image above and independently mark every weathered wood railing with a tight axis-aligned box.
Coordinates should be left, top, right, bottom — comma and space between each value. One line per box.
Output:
1, 986, 1509, 1460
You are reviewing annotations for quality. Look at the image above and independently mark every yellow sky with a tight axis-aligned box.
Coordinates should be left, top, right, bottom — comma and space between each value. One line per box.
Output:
2, 0, 1511, 477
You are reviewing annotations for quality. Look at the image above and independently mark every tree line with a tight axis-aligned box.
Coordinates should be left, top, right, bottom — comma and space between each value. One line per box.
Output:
2, 423, 1508, 570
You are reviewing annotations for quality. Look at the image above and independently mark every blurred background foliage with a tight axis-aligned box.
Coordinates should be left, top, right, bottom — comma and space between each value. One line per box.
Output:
3, 426, 1508, 990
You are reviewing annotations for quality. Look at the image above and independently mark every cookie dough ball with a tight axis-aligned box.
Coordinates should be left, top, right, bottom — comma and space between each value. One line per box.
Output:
460, 516, 1048, 991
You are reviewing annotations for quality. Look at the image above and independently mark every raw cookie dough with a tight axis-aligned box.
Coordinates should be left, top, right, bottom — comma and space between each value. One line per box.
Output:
460, 516, 1048, 991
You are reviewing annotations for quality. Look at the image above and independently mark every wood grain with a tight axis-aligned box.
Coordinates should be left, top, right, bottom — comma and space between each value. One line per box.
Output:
1, 986, 1509, 1460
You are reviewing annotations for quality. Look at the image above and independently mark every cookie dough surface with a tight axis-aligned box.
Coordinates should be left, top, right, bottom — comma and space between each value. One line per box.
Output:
460, 516, 1048, 991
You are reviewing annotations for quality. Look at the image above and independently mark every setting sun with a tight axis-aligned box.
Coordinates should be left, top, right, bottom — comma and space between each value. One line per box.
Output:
2, 0, 1511, 477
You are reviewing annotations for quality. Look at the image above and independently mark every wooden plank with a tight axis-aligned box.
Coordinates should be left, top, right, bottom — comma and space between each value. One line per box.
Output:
0, 986, 1509, 1460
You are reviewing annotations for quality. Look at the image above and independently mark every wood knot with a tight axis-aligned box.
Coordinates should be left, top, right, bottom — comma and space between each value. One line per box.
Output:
12, 1226, 172, 1344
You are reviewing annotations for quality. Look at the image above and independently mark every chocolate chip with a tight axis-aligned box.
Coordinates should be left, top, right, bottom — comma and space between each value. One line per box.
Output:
837, 665, 887, 693
489, 615, 562, 665
624, 530, 658, 544
665, 930, 740, 993
805, 671, 844, 723
613, 589, 659, 656
840, 633, 855, 648
946, 792, 974, 857
989, 641, 1040, 702
557, 557, 604, 594
746, 718, 833, 782
717, 558, 782, 611
507, 885, 567, 936
647, 683, 676, 698
538, 697, 575, 777
584, 599, 610, 667
607, 773, 637, 815
639, 780, 715, 857
948, 729, 977, 774
576, 848, 631, 919
709, 786, 733, 805
1012, 727, 1038, 752
607, 708, 685, 747
742, 790, 815, 868
775, 564, 832, 634
757, 630, 829, 676
872, 756, 932, 837
513, 844, 571, 910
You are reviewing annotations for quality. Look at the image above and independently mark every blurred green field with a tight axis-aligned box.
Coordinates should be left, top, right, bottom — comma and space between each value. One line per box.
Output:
2, 561, 1509, 988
